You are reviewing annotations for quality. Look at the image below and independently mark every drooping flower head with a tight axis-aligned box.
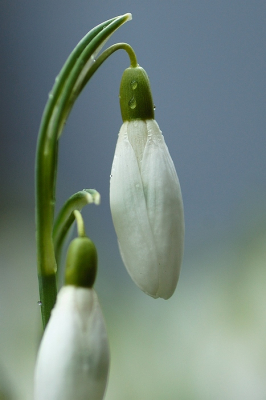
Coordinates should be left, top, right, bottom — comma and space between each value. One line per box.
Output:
110, 65, 184, 299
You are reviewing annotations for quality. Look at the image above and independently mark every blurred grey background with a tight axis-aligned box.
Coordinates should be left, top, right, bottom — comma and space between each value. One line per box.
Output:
0, 1, 265, 399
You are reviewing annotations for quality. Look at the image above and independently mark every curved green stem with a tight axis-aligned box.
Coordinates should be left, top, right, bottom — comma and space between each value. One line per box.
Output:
73, 210, 86, 237
63, 43, 138, 122
83, 43, 138, 85
53, 189, 100, 267
35, 14, 131, 329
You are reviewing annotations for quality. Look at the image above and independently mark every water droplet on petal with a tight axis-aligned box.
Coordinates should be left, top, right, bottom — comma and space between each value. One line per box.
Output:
37, 301, 42, 306
129, 97, 137, 109
130, 80, 138, 90
153, 105, 156, 110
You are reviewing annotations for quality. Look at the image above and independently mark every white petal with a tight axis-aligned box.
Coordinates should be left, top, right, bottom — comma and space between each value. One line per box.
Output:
141, 120, 184, 299
110, 122, 160, 297
34, 286, 109, 400
126, 120, 148, 169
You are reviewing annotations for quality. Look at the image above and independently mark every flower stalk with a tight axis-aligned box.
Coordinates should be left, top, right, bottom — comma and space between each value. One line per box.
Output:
35, 13, 134, 328
53, 189, 100, 267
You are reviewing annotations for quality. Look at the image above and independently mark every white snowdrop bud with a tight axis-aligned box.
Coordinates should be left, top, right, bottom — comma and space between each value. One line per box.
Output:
110, 66, 185, 300
34, 286, 110, 400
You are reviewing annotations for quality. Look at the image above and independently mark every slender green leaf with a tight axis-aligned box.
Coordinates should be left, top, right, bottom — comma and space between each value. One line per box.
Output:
35, 14, 131, 328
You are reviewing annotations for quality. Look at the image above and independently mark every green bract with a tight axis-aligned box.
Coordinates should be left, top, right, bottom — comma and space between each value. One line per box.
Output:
119, 66, 154, 121
65, 237, 97, 288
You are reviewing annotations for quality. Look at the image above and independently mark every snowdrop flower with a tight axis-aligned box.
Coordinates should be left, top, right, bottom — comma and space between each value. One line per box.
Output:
110, 66, 184, 300
34, 234, 110, 400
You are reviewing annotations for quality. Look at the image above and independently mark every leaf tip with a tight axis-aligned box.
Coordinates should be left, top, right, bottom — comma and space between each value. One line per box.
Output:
125, 13, 132, 21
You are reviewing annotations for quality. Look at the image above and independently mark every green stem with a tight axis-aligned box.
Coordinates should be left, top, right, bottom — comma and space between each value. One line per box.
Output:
51, 43, 137, 259
35, 14, 131, 329
80, 43, 138, 94
53, 189, 100, 267
38, 274, 57, 328
63, 43, 138, 121
73, 210, 86, 237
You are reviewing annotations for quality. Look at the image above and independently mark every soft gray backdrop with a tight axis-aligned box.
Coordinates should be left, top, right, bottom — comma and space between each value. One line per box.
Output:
0, 1, 265, 399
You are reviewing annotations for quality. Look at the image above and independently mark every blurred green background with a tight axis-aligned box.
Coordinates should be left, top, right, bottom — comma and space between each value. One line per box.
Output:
0, 1, 265, 399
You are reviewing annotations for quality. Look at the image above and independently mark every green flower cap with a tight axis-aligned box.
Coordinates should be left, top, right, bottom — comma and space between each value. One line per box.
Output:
65, 237, 97, 288
119, 66, 154, 121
